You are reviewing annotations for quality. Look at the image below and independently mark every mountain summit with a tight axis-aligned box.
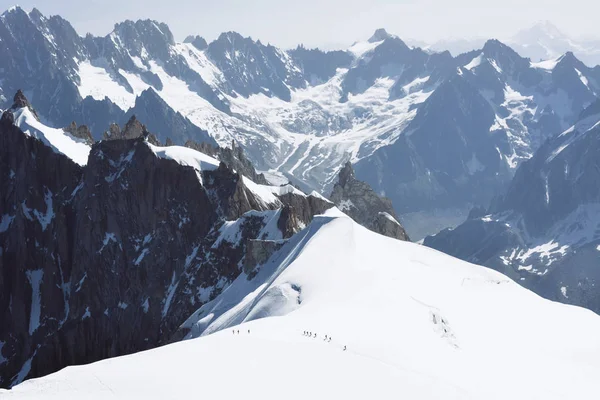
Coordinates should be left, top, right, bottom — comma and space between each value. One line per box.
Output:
368, 28, 393, 43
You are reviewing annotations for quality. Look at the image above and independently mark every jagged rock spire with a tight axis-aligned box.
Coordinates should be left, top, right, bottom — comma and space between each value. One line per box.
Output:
13, 90, 31, 109
330, 160, 409, 241
337, 161, 355, 187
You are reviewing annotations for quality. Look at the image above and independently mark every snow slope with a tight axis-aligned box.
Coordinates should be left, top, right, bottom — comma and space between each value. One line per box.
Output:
147, 143, 220, 172
5, 210, 600, 399
13, 107, 91, 166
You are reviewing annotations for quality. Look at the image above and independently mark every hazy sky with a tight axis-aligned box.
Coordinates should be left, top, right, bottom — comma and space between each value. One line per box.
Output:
1, 0, 598, 49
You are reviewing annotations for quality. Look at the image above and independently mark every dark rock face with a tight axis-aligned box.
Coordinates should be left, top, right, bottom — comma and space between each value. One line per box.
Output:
355, 75, 511, 215
424, 103, 600, 315
206, 32, 306, 101
276, 196, 333, 238
330, 162, 409, 241
0, 100, 332, 388
125, 88, 217, 147
244, 239, 285, 274
289, 45, 353, 84
0, 112, 84, 388
103, 115, 161, 145
370, 213, 410, 241
12, 90, 31, 109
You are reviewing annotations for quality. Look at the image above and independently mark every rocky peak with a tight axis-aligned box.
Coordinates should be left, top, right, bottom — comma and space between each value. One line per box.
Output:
184, 35, 208, 50
554, 51, 585, 71
330, 162, 409, 241
11, 90, 41, 121
0, 109, 14, 124
481, 39, 528, 73
63, 121, 94, 145
1, 5, 28, 18
121, 115, 145, 139
102, 116, 161, 145
207, 31, 305, 101
13, 89, 31, 109
338, 161, 355, 187
369, 28, 392, 43
113, 19, 175, 46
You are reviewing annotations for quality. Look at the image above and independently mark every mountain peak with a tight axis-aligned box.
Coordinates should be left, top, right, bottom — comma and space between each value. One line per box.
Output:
482, 38, 511, 53
3, 5, 24, 14
555, 51, 585, 69
112, 19, 175, 45
330, 161, 409, 241
369, 28, 392, 43
529, 20, 565, 38
13, 89, 30, 109
184, 35, 208, 50
338, 161, 356, 186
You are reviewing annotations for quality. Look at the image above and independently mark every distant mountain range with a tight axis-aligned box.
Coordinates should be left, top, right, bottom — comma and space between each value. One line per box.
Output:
408, 21, 600, 67
2, 7, 599, 239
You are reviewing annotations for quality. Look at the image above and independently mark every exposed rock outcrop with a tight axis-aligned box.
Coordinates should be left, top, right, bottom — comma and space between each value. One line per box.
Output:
244, 239, 285, 274
330, 162, 409, 241
103, 115, 161, 145
63, 121, 94, 145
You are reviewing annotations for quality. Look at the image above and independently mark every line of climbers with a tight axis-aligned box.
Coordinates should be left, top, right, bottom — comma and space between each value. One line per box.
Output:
303, 331, 346, 351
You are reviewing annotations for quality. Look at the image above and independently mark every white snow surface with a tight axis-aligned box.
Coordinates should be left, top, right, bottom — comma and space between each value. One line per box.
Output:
77, 60, 137, 111
13, 108, 91, 166
464, 53, 483, 70
379, 211, 401, 225
6, 210, 600, 399
530, 56, 562, 70
146, 142, 220, 183
347, 39, 384, 60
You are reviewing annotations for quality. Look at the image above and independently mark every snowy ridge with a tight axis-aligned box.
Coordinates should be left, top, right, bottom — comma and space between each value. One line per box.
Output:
13, 107, 91, 166
5, 209, 600, 399
147, 143, 220, 172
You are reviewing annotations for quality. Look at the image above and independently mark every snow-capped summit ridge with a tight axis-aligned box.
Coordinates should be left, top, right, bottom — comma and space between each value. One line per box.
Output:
6, 210, 600, 399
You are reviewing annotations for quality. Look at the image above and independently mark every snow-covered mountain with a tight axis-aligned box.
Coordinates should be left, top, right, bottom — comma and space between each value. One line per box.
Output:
2, 7, 599, 238
0, 90, 339, 387
425, 99, 600, 314
508, 21, 600, 68
407, 22, 600, 68
0, 89, 412, 387
4, 209, 600, 399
